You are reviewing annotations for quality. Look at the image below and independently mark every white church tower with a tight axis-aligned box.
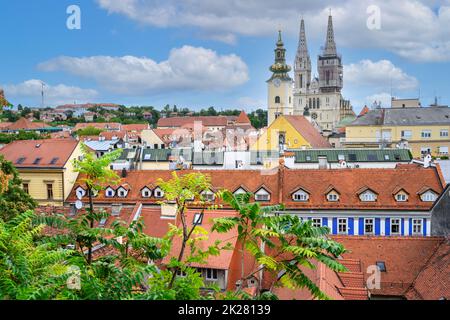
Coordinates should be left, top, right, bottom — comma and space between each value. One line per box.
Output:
267, 31, 294, 126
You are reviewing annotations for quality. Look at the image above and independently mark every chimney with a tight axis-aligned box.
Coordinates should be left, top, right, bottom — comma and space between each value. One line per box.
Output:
318, 156, 329, 169
121, 168, 127, 178
278, 157, 285, 203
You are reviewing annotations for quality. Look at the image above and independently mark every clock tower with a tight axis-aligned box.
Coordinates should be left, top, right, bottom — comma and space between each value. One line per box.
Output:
267, 31, 294, 126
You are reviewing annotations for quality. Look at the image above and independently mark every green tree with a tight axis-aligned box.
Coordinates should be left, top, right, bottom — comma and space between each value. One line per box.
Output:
0, 211, 72, 299
71, 144, 122, 264
213, 191, 347, 300
76, 126, 103, 137
0, 155, 36, 222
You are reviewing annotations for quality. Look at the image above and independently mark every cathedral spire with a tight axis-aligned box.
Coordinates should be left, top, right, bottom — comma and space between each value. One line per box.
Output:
297, 18, 309, 57
323, 13, 337, 56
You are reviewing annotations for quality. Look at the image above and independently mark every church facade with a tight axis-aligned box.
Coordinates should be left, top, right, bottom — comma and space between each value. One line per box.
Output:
268, 15, 355, 133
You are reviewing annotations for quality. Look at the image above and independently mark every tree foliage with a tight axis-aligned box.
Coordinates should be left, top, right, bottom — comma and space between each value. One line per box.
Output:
213, 191, 347, 300
0, 155, 36, 222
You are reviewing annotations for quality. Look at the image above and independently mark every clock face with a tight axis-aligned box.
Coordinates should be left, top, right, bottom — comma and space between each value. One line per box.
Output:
273, 79, 281, 87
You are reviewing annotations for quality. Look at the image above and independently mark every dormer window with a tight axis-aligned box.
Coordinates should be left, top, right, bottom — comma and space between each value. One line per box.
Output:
395, 193, 407, 202
255, 188, 271, 202
201, 190, 215, 202
360, 190, 377, 202
154, 187, 164, 199
141, 187, 152, 198
193, 213, 203, 225
105, 187, 115, 198
292, 189, 309, 202
75, 187, 86, 199
421, 191, 437, 202
327, 192, 339, 202
233, 187, 248, 196
117, 187, 128, 198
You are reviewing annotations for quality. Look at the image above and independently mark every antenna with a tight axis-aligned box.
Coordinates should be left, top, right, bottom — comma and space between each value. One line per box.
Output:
41, 81, 46, 108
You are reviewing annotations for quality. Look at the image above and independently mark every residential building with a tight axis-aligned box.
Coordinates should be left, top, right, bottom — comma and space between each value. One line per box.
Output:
66, 162, 445, 237
344, 106, 450, 158
0, 117, 62, 134
73, 122, 121, 132
251, 115, 331, 152
0, 139, 82, 206
430, 184, 450, 236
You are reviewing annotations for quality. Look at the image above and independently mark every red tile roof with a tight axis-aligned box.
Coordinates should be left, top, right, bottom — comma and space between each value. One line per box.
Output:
122, 124, 149, 132
236, 111, 251, 124
0, 139, 79, 168
67, 164, 444, 211
0, 122, 12, 129
4, 118, 48, 131
100, 131, 126, 140
283, 116, 331, 148
358, 106, 370, 117
158, 116, 229, 128
333, 236, 448, 298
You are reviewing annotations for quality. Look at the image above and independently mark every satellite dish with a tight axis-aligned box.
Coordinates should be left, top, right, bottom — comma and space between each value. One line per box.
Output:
75, 200, 83, 210
76, 190, 83, 200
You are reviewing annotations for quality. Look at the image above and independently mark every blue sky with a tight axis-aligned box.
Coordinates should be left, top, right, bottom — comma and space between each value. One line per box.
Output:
1, 0, 449, 114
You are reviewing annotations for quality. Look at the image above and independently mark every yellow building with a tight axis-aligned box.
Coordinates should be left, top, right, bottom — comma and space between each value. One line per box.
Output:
251, 115, 331, 152
344, 107, 450, 158
0, 139, 82, 206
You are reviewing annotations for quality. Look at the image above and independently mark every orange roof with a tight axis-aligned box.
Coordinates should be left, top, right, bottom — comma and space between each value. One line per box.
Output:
358, 106, 370, 117
0, 139, 79, 168
236, 111, 251, 124
122, 124, 149, 132
0, 122, 12, 129
5, 118, 47, 131
158, 116, 228, 128
100, 131, 126, 140
283, 116, 331, 148
67, 164, 444, 211
333, 236, 448, 298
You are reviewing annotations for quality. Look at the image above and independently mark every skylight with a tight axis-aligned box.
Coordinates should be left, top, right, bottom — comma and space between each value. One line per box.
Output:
16, 157, 26, 164
376, 261, 386, 272
33, 158, 42, 165
50, 157, 59, 165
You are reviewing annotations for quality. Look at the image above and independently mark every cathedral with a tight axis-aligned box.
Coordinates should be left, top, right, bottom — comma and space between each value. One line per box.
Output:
267, 15, 355, 133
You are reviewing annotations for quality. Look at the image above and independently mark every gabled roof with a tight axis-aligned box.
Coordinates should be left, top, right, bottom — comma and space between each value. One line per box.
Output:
282, 116, 331, 148
5, 117, 48, 131
236, 110, 251, 124
158, 116, 229, 128
0, 139, 79, 168
358, 105, 370, 117
122, 124, 149, 132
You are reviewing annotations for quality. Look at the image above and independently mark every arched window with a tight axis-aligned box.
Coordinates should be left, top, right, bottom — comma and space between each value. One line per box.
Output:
275, 96, 281, 104
317, 98, 320, 109
309, 98, 312, 108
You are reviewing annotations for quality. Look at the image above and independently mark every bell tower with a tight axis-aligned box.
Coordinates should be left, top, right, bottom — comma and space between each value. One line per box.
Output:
294, 18, 311, 94
267, 31, 294, 125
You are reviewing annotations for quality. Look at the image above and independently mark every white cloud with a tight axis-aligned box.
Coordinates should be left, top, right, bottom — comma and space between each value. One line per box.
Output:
96, 0, 450, 62
365, 92, 393, 108
3, 80, 98, 106
38, 46, 249, 94
345, 60, 419, 91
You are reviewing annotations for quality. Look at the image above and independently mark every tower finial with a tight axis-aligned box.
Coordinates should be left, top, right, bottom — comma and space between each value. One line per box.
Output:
323, 11, 337, 56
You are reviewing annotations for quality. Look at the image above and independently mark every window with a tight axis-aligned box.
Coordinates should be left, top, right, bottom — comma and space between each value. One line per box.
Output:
99, 218, 107, 228
338, 219, 347, 235
421, 191, 437, 202
412, 219, 423, 235
106, 188, 115, 198
193, 213, 203, 225
348, 154, 357, 161
16, 157, 26, 164
206, 268, 218, 281
47, 184, 54, 200
255, 188, 270, 202
49, 157, 59, 165
364, 218, 374, 235
421, 130, 431, 138
275, 96, 281, 104
312, 218, 322, 228
360, 191, 376, 202
142, 188, 151, 198
176, 270, 187, 277
117, 189, 127, 198
75, 187, 86, 199
395, 193, 407, 202
384, 154, 390, 160
439, 146, 449, 154
391, 219, 401, 235
23, 183, 29, 194
421, 147, 431, 155
440, 130, 449, 137
401, 130, 412, 139
201, 190, 215, 202
234, 187, 247, 195
293, 190, 309, 202
154, 187, 164, 198
376, 261, 386, 272
367, 154, 377, 161
33, 158, 42, 165
327, 193, 339, 202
